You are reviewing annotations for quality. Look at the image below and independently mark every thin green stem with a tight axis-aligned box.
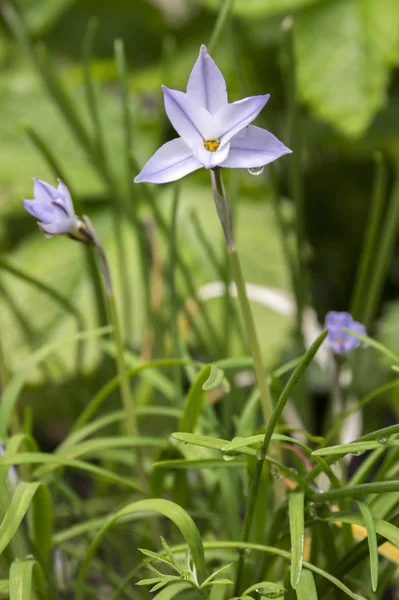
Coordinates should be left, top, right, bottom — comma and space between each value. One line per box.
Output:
350, 152, 387, 322
210, 168, 274, 426
82, 219, 146, 489
169, 185, 183, 396
208, 0, 236, 53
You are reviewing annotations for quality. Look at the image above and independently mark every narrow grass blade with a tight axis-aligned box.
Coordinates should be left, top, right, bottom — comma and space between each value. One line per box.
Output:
0, 482, 42, 555
289, 492, 305, 588
0, 453, 143, 493
296, 569, 317, 599
313, 440, 395, 457
28, 483, 53, 566
357, 501, 379, 591
34, 435, 164, 477
179, 366, 211, 432
9, 559, 47, 600
154, 458, 247, 470
313, 481, 399, 501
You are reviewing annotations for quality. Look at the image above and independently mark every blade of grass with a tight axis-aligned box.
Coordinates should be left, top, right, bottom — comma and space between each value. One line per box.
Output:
356, 501, 379, 591
296, 569, 317, 600
289, 492, 305, 589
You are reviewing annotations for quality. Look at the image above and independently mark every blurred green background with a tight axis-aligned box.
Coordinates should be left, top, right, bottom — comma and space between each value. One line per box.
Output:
1, 0, 399, 439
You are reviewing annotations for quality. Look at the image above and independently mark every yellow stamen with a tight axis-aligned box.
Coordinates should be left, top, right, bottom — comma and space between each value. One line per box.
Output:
204, 139, 220, 152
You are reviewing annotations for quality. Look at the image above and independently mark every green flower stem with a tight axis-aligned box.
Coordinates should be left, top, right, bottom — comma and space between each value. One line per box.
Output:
208, 0, 236, 53
210, 167, 274, 426
84, 219, 146, 489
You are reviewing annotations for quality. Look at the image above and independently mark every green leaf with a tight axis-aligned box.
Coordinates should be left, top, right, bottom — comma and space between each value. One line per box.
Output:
295, 0, 399, 137
202, 364, 230, 392
0, 581, 8, 595
357, 501, 379, 591
323, 512, 399, 548
0, 482, 44, 556
296, 570, 317, 599
200, 563, 233, 588
313, 481, 399, 501
313, 439, 396, 457
171, 433, 228, 451
35, 435, 165, 477
289, 492, 305, 588
76, 499, 208, 600
243, 581, 285, 597
179, 366, 210, 432
27, 482, 53, 565
222, 434, 311, 454
155, 458, 247, 470
153, 582, 191, 600
9, 559, 47, 600
0, 453, 143, 493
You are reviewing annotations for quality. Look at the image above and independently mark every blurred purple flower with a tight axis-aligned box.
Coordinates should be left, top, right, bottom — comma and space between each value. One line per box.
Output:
134, 45, 291, 184
325, 311, 366, 354
23, 179, 79, 237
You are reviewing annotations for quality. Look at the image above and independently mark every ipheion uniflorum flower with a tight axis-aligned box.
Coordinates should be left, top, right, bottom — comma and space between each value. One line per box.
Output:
22, 178, 96, 244
325, 311, 366, 354
134, 45, 291, 184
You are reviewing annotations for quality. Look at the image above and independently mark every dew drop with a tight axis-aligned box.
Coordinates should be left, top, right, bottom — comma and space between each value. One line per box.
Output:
223, 451, 238, 462
248, 166, 264, 176
271, 465, 282, 479
377, 436, 388, 444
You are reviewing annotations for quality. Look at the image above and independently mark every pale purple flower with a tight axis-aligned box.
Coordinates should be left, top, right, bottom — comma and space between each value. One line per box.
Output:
23, 178, 79, 237
325, 311, 366, 354
134, 45, 291, 184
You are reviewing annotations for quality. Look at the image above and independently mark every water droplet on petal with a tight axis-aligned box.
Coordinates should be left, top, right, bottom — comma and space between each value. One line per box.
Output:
248, 166, 264, 176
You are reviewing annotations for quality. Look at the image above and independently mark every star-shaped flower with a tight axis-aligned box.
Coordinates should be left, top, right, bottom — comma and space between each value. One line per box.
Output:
23, 178, 79, 237
325, 311, 366, 354
134, 45, 291, 184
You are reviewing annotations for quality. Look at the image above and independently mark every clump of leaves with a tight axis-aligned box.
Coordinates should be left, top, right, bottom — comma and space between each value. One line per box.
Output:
137, 537, 233, 595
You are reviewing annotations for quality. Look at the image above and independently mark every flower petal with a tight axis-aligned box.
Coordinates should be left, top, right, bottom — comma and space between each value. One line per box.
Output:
194, 142, 230, 169
33, 178, 59, 203
220, 125, 291, 168
186, 45, 228, 114
23, 199, 60, 223
349, 321, 366, 336
57, 180, 75, 216
39, 218, 77, 236
162, 87, 218, 148
325, 311, 353, 329
217, 94, 270, 147
134, 137, 202, 184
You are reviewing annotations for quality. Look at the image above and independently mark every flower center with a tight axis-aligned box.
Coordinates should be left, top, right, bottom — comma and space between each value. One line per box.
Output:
204, 139, 220, 152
